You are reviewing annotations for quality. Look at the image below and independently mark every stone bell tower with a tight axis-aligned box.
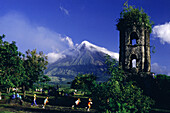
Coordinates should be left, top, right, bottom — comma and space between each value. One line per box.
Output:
119, 23, 151, 73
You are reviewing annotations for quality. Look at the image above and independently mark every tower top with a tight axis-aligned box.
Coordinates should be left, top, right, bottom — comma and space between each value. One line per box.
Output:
116, 5, 153, 33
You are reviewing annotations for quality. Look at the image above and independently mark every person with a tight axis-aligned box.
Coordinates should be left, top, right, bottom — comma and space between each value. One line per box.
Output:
16, 93, 20, 98
11, 92, 16, 99
0, 92, 1, 100
15, 93, 20, 103
31, 94, 37, 106
152, 73, 155, 79
43, 97, 49, 109
15, 93, 23, 105
72, 98, 81, 108
74, 89, 77, 95
61, 90, 64, 96
87, 98, 92, 111
8, 92, 16, 104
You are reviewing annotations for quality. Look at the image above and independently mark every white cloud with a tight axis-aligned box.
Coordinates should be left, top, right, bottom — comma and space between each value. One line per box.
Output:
151, 63, 169, 75
59, 6, 69, 16
0, 11, 73, 54
152, 22, 170, 44
47, 52, 66, 63
61, 36, 74, 48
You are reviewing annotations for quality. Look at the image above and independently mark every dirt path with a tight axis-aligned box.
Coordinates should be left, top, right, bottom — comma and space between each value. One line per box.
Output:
0, 103, 97, 113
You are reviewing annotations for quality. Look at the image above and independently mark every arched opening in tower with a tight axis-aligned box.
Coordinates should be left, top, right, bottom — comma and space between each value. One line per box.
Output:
132, 59, 136, 68
130, 54, 137, 68
132, 39, 136, 45
130, 32, 138, 45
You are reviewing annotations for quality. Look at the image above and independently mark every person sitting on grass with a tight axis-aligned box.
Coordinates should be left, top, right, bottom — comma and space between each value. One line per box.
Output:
31, 94, 37, 106
43, 97, 49, 109
72, 98, 81, 109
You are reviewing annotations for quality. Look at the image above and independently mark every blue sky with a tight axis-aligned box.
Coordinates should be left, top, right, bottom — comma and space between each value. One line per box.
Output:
0, 0, 170, 75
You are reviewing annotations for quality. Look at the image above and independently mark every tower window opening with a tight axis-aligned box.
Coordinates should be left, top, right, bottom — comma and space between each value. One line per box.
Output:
132, 39, 136, 45
130, 32, 138, 45
132, 59, 136, 68
130, 54, 137, 69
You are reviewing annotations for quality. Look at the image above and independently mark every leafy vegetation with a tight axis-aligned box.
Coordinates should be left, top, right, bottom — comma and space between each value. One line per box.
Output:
0, 35, 50, 98
0, 34, 25, 93
71, 74, 96, 92
22, 49, 48, 97
71, 56, 154, 113
153, 74, 170, 110
116, 5, 154, 33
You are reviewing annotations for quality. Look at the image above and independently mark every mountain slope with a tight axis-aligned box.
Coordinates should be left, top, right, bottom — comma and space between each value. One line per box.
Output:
45, 41, 119, 84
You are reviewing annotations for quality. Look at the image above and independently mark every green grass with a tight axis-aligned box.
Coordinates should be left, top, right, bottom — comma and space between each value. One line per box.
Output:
152, 108, 170, 113
0, 111, 14, 113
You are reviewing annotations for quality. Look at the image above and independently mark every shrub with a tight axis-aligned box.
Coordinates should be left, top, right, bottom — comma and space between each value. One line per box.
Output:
91, 56, 154, 113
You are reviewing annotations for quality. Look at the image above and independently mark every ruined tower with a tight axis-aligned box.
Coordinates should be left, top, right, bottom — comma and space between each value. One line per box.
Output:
119, 23, 151, 73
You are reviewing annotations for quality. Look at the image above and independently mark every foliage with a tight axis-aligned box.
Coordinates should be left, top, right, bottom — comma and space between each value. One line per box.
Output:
40, 75, 51, 83
151, 45, 156, 54
71, 73, 96, 92
155, 74, 170, 94
90, 55, 154, 113
71, 55, 154, 112
116, 5, 153, 33
23, 49, 48, 89
39, 75, 51, 88
0, 34, 25, 91
155, 74, 170, 80
0, 34, 50, 96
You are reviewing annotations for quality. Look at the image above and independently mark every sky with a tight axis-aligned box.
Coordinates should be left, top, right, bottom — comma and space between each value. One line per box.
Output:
0, 0, 170, 75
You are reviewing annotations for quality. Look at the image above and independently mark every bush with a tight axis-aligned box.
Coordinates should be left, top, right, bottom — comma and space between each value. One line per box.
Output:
91, 56, 154, 113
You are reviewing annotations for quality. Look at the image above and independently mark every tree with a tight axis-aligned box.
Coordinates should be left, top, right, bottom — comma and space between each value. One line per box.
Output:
0, 34, 50, 98
71, 73, 96, 92
40, 75, 51, 84
39, 75, 51, 89
155, 74, 170, 95
90, 56, 154, 113
0, 34, 25, 93
22, 49, 48, 97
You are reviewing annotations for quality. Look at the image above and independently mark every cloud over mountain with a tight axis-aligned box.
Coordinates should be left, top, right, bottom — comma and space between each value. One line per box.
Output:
0, 11, 73, 54
47, 40, 119, 64
47, 52, 66, 64
152, 22, 170, 44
